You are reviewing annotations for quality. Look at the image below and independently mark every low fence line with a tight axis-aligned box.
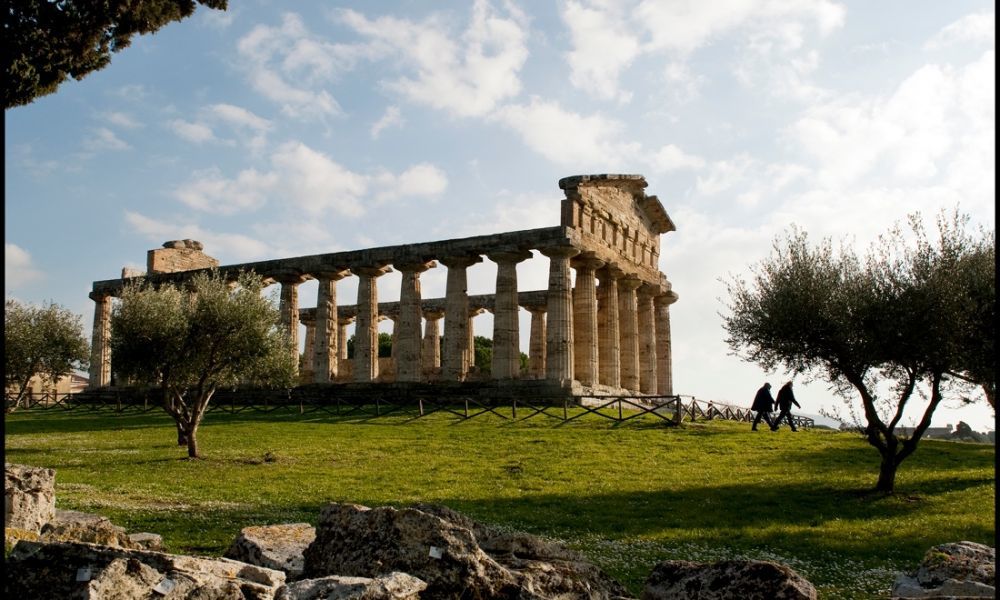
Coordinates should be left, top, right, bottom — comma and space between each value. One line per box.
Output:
4, 390, 814, 429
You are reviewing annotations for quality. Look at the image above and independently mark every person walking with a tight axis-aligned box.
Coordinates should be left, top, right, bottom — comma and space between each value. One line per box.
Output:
751, 382, 777, 431
773, 381, 802, 431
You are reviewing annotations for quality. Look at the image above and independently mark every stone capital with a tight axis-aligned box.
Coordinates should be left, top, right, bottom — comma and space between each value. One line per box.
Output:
655, 290, 680, 306
89, 291, 112, 302
394, 260, 436, 273
618, 275, 643, 291
338, 316, 356, 325
522, 303, 548, 314
439, 254, 483, 269
539, 245, 580, 259
422, 308, 445, 320
487, 250, 532, 264
638, 282, 661, 299
311, 268, 351, 281
469, 307, 487, 317
352, 264, 393, 277
596, 265, 626, 282
271, 269, 309, 285
571, 254, 605, 272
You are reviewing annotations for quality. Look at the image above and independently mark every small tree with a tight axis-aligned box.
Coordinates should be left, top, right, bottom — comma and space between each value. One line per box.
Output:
5, 299, 90, 411
111, 270, 295, 458
721, 210, 994, 493
5, 0, 227, 108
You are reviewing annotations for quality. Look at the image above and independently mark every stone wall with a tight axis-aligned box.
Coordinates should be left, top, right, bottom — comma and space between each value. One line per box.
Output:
146, 239, 219, 274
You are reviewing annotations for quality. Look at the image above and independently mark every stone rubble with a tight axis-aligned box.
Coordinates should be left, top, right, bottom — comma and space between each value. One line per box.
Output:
891, 541, 995, 599
641, 559, 817, 600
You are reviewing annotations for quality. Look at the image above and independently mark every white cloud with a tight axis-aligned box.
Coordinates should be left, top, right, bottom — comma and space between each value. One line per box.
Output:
651, 144, 706, 171
371, 106, 404, 139
124, 211, 273, 263
339, 0, 529, 117
269, 142, 369, 216
925, 11, 995, 50
174, 168, 277, 214
561, 0, 640, 103
169, 119, 216, 144
5, 243, 44, 289
373, 163, 449, 201
103, 111, 142, 129
84, 127, 130, 151
206, 104, 272, 132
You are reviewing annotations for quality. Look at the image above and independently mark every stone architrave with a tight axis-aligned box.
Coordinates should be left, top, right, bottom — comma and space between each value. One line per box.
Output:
488, 251, 531, 380
655, 289, 679, 395
395, 262, 435, 382
353, 266, 391, 382
637, 284, 658, 394
596, 266, 622, 388
571, 254, 604, 386
440, 255, 482, 381
617, 275, 642, 392
276, 274, 306, 376
88, 292, 112, 388
541, 246, 580, 384
422, 310, 444, 373
524, 305, 547, 379
312, 270, 348, 384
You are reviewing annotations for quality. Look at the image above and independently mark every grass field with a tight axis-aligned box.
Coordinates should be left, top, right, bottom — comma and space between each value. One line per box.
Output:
4, 406, 995, 599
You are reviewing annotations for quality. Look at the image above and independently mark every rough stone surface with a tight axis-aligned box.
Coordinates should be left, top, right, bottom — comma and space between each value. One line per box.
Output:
129, 531, 165, 551
276, 572, 426, 600
5, 462, 56, 535
302, 502, 632, 600
892, 541, 995, 599
41, 508, 135, 548
226, 523, 317, 579
642, 559, 817, 600
5, 539, 286, 599
148, 242, 219, 274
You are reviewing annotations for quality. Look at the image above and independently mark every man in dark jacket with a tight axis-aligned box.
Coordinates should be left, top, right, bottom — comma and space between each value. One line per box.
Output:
773, 381, 802, 431
751, 382, 777, 431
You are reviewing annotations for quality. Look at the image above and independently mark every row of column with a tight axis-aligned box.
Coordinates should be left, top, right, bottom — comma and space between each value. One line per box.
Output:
88, 248, 676, 394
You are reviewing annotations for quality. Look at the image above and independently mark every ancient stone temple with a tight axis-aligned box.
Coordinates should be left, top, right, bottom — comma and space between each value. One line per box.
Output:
88, 174, 679, 398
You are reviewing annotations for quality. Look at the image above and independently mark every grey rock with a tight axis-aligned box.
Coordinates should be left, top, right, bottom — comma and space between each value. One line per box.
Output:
892, 541, 995, 599
41, 509, 134, 548
276, 572, 426, 600
642, 559, 817, 600
4, 462, 56, 534
226, 523, 317, 579
5, 539, 286, 599
129, 532, 165, 551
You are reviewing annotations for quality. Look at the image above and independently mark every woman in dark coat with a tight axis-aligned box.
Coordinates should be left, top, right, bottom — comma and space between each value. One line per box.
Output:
751, 382, 777, 431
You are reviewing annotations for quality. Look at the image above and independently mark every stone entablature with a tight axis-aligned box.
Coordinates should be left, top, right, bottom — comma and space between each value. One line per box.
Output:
89, 174, 679, 397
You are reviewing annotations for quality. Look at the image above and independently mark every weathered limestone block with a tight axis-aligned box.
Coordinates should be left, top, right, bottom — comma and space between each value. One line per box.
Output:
5, 539, 287, 599
302, 503, 632, 600
226, 523, 317, 579
41, 509, 134, 548
642, 559, 817, 600
4, 462, 56, 534
276, 572, 426, 600
129, 531, 165, 551
147, 240, 219, 274
892, 541, 995, 599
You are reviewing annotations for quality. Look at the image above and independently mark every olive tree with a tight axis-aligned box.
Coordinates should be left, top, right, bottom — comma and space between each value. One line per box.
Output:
5, 299, 90, 411
111, 270, 295, 458
721, 210, 994, 493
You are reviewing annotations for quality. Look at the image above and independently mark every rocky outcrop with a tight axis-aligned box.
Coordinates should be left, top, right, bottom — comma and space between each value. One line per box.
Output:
642, 559, 817, 600
5, 462, 56, 534
226, 523, 317, 579
276, 572, 426, 600
5, 539, 287, 599
41, 508, 135, 548
302, 502, 633, 599
892, 541, 995, 599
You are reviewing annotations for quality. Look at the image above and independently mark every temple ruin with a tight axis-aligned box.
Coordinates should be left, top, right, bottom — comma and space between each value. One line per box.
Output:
88, 174, 679, 399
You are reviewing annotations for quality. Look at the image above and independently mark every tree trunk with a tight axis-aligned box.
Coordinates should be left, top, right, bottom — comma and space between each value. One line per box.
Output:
875, 455, 897, 493
185, 423, 199, 458
176, 422, 188, 446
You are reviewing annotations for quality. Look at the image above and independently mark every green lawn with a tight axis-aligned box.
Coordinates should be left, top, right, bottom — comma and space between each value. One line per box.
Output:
4, 406, 994, 599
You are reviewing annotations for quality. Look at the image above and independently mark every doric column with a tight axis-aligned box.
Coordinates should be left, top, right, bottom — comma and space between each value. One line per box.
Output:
88, 292, 112, 388
422, 309, 444, 373
638, 284, 658, 394
440, 255, 482, 381
525, 304, 547, 379
489, 250, 531, 379
467, 307, 486, 373
597, 266, 622, 388
541, 245, 580, 383
655, 288, 679, 395
353, 265, 391, 382
302, 322, 316, 379
571, 254, 604, 386
312, 270, 349, 383
277, 274, 306, 376
338, 316, 354, 361
396, 261, 435, 382
618, 275, 642, 392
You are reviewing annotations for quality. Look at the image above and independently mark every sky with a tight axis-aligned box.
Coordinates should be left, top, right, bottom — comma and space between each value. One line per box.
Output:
5, 0, 995, 432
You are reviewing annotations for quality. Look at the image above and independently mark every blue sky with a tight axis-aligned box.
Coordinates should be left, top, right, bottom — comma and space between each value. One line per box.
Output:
5, 0, 995, 431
